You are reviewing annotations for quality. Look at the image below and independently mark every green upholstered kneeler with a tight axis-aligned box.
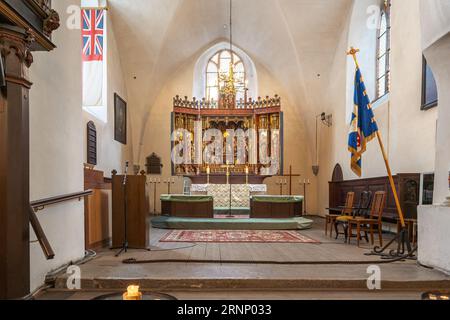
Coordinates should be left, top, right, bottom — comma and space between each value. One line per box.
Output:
151, 216, 314, 230
160, 195, 213, 202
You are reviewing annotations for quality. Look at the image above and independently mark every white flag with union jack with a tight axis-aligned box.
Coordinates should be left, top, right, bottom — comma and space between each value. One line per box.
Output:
82, 9, 105, 107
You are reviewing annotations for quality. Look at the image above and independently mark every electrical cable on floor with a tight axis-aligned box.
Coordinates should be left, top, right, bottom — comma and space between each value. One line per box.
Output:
145, 244, 198, 252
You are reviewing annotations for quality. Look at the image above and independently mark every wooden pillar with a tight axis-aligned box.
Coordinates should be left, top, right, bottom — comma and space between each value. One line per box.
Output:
0, 25, 34, 300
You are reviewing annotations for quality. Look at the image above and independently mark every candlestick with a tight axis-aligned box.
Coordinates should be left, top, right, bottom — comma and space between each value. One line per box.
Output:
164, 177, 176, 194
300, 179, 311, 215
245, 166, 249, 185
206, 165, 210, 185
150, 178, 161, 215
276, 179, 284, 195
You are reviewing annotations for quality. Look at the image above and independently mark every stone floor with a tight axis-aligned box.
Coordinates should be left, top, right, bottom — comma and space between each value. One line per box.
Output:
40, 217, 450, 300
36, 288, 427, 300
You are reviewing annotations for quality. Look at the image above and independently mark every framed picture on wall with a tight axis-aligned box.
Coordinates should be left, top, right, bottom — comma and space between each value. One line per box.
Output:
114, 93, 127, 144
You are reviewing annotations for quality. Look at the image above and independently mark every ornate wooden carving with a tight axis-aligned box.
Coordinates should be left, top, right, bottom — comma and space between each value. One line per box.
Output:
0, 0, 59, 51
0, 25, 35, 300
0, 0, 59, 299
43, 9, 60, 37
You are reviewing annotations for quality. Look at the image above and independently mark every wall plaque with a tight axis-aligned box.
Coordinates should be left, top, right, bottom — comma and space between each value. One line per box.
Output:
146, 153, 163, 175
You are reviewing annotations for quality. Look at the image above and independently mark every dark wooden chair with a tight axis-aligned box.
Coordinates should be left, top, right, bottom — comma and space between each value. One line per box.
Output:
325, 192, 355, 238
348, 191, 386, 247
335, 191, 372, 242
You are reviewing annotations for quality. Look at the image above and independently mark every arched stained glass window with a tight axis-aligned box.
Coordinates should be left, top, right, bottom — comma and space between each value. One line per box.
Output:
206, 49, 246, 103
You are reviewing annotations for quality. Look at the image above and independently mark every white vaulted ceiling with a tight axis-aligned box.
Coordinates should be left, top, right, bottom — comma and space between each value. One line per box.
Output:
108, 0, 352, 158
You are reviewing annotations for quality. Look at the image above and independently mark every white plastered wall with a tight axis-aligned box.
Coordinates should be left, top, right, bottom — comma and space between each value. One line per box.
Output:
29, 0, 129, 291
29, 0, 85, 291
316, 0, 438, 216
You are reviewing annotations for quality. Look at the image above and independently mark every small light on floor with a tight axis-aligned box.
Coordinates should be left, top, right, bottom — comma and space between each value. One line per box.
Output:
123, 285, 143, 301
422, 291, 450, 300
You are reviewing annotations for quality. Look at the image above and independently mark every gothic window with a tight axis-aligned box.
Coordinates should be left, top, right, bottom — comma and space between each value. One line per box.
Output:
376, 0, 391, 99
421, 56, 438, 110
206, 49, 246, 103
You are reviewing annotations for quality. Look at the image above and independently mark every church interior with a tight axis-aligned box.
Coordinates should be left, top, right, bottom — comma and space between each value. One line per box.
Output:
1, 0, 450, 301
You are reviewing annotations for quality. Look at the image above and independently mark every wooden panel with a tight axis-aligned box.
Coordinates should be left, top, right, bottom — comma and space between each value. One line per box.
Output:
84, 189, 109, 250
112, 174, 149, 249
0, 26, 33, 299
0, 4, 59, 300
84, 168, 111, 190
250, 201, 271, 218
329, 173, 420, 221
84, 169, 110, 250
161, 200, 214, 218
250, 201, 302, 219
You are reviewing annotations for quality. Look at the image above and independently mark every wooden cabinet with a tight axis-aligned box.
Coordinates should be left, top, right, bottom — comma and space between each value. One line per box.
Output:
329, 173, 420, 222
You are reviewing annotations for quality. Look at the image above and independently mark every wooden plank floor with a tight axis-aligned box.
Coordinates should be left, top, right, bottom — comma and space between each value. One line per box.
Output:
52, 217, 450, 292
100, 217, 391, 263
36, 288, 426, 300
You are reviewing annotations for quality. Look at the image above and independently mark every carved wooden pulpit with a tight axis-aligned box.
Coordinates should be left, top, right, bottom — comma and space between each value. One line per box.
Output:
0, 0, 59, 299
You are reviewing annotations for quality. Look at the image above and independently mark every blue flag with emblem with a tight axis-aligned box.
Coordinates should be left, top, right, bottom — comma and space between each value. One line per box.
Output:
348, 68, 379, 177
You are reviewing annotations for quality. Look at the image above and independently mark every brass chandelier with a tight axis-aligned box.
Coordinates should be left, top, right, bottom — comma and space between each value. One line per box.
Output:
219, 0, 244, 97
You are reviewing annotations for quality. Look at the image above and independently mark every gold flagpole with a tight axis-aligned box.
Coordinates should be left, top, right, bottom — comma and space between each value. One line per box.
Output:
347, 47, 406, 229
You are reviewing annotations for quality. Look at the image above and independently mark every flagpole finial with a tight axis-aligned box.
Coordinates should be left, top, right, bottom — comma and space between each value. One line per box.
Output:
347, 47, 360, 56
347, 47, 360, 68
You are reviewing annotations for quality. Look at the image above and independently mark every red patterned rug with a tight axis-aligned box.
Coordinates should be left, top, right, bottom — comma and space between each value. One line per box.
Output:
160, 230, 320, 244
